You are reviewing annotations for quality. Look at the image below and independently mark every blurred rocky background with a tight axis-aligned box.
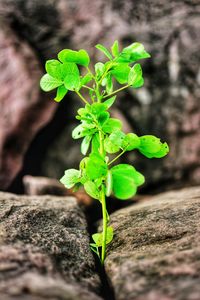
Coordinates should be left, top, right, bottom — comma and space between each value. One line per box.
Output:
0, 0, 200, 193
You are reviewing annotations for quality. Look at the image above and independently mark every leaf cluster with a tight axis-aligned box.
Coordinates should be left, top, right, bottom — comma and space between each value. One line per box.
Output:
40, 40, 169, 262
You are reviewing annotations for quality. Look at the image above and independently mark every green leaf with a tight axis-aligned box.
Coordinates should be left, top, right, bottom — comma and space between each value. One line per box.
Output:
106, 170, 113, 197
103, 96, 116, 108
111, 40, 119, 57
92, 226, 113, 247
40, 74, 63, 92
102, 118, 122, 134
128, 64, 144, 88
72, 124, 85, 139
63, 63, 80, 91
78, 49, 90, 66
90, 103, 107, 115
105, 74, 113, 94
54, 85, 68, 102
90, 243, 100, 256
104, 130, 125, 154
81, 135, 92, 155
139, 135, 162, 154
104, 137, 120, 154
58, 49, 90, 66
132, 170, 145, 186
95, 44, 113, 60
111, 164, 138, 200
153, 142, 169, 158
117, 42, 151, 63
60, 169, 80, 189
84, 181, 100, 200
45, 59, 63, 79
139, 141, 169, 158
91, 133, 100, 154
81, 73, 93, 86
111, 63, 131, 84
86, 153, 107, 180
95, 62, 105, 79
98, 111, 110, 126
122, 133, 140, 151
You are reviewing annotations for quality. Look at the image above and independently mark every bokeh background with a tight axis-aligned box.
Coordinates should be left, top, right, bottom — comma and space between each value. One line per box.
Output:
0, 0, 200, 194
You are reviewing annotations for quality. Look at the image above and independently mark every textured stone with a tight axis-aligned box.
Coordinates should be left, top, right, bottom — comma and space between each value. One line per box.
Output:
102, 186, 200, 300
23, 175, 92, 205
0, 0, 199, 191
0, 25, 57, 190
0, 192, 102, 300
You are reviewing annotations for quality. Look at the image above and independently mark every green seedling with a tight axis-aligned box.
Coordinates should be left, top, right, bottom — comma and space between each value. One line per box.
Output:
40, 41, 169, 264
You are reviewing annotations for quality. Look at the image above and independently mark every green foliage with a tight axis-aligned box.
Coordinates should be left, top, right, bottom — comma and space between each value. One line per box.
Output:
40, 74, 62, 91
111, 164, 144, 200
60, 169, 81, 189
40, 40, 169, 264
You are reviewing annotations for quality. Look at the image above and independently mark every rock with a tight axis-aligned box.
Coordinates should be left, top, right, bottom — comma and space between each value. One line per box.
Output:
0, 0, 200, 191
0, 24, 57, 190
0, 192, 102, 300
23, 175, 92, 205
102, 186, 200, 300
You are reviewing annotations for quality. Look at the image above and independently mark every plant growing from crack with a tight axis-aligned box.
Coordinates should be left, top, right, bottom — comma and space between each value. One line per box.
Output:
40, 41, 169, 264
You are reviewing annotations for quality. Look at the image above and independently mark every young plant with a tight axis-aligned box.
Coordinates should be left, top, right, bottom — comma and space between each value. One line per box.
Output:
40, 41, 169, 264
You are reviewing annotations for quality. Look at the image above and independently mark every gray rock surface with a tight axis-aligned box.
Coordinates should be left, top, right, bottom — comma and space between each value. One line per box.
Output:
0, 192, 102, 300
102, 186, 200, 300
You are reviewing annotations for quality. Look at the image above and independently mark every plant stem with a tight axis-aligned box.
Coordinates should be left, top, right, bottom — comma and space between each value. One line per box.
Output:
75, 91, 89, 104
100, 186, 107, 264
103, 84, 130, 100
108, 149, 126, 166
82, 85, 94, 91
96, 73, 107, 264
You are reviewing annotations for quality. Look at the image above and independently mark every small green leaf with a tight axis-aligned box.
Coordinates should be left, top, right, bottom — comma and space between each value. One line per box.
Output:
104, 137, 120, 154
95, 62, 105, 79
98, 111, 110, 126
111, 63, 131, 84
58, 49, 90, 66
103, 96, 116, 108
81, 73, 93, 86
45, 59, 63, 79
105, 74, 113, 94
92, 226, 114, 247
104, 130, 125, 154
90, 244, 100, 257
86, 153, 108, 180
91, 134, 100, 154
122, 133, 140, 151
54, 85, 68, 102
84, 181, 100, 200
133, 171, 145, 186
40, 74, 63, 92
111, 40, 119, 57
111, 164, 138, 200
139, 141, 169, 158
139, 135, 162, 154
81, 135, 92, 155
63, 63, 80, 91
102, 118, 122, 134
90, 103, 107, 115
60, 169, 80, 189
95, 44, 113, 60
78, 49, 90, 66
128, 64, 144, 88
72, 124, 85, 139
106, 170, 113, 197
153, 142, 169, 158
117, 42, 150, 63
